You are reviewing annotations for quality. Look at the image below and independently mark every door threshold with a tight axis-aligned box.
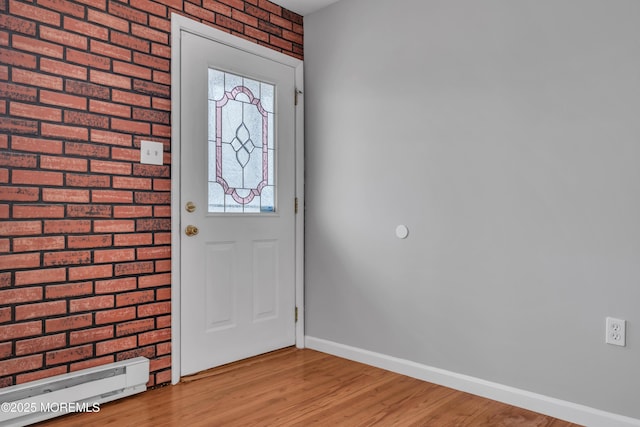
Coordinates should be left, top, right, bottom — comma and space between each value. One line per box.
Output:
180, 346, 298, 384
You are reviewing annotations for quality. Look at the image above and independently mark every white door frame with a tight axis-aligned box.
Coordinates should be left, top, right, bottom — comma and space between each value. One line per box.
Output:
170, 13, 305, 385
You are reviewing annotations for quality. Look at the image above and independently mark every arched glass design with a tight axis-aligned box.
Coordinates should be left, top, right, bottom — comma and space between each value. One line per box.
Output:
207, 68, 275, 213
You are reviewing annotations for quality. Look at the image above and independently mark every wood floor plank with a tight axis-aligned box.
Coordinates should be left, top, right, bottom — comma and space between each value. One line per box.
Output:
35, 348, 582, 427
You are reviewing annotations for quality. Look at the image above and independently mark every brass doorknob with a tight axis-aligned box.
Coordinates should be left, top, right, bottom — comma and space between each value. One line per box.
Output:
185, 225, 199, 236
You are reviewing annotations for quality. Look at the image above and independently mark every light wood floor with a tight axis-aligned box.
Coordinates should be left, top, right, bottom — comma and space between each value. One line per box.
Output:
37, 348, 580, 426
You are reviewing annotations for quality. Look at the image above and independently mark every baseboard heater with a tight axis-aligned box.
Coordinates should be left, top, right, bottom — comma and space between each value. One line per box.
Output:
0, 357, 149, 426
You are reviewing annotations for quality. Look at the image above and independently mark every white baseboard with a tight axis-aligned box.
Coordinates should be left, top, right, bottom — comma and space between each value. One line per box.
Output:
305, 336, 640, 427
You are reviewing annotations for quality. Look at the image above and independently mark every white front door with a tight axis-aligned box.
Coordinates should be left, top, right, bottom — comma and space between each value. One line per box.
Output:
179, 30, 297, 375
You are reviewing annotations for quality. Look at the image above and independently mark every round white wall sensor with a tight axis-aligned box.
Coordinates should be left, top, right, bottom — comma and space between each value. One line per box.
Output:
395, 225, 409, 239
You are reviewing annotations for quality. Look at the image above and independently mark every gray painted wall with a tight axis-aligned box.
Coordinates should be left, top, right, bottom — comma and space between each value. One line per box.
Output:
304, 0, 640, 419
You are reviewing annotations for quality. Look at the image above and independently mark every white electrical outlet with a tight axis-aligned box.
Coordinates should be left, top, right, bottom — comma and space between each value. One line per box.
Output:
605, 317, 626, 347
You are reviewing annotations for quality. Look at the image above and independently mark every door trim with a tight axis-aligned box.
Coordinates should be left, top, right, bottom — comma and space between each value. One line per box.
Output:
170, 13, 305, 384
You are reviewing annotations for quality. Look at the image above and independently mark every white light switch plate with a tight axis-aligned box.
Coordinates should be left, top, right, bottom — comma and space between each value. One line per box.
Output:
140, 140, 163, 165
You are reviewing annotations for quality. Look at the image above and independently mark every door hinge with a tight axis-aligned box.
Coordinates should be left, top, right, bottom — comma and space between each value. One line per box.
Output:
294, 197, 299, 214
295, 306, 299, 322
295, 89, 302, 106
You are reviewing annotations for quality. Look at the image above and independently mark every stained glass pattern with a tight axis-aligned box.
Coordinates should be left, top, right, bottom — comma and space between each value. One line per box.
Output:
208, 69, 275, 213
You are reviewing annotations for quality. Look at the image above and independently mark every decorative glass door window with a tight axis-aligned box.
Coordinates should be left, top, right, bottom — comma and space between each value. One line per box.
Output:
208, 68, 275, 213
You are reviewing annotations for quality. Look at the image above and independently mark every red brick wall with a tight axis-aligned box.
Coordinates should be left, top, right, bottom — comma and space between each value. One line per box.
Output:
0, 0, 302, 388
